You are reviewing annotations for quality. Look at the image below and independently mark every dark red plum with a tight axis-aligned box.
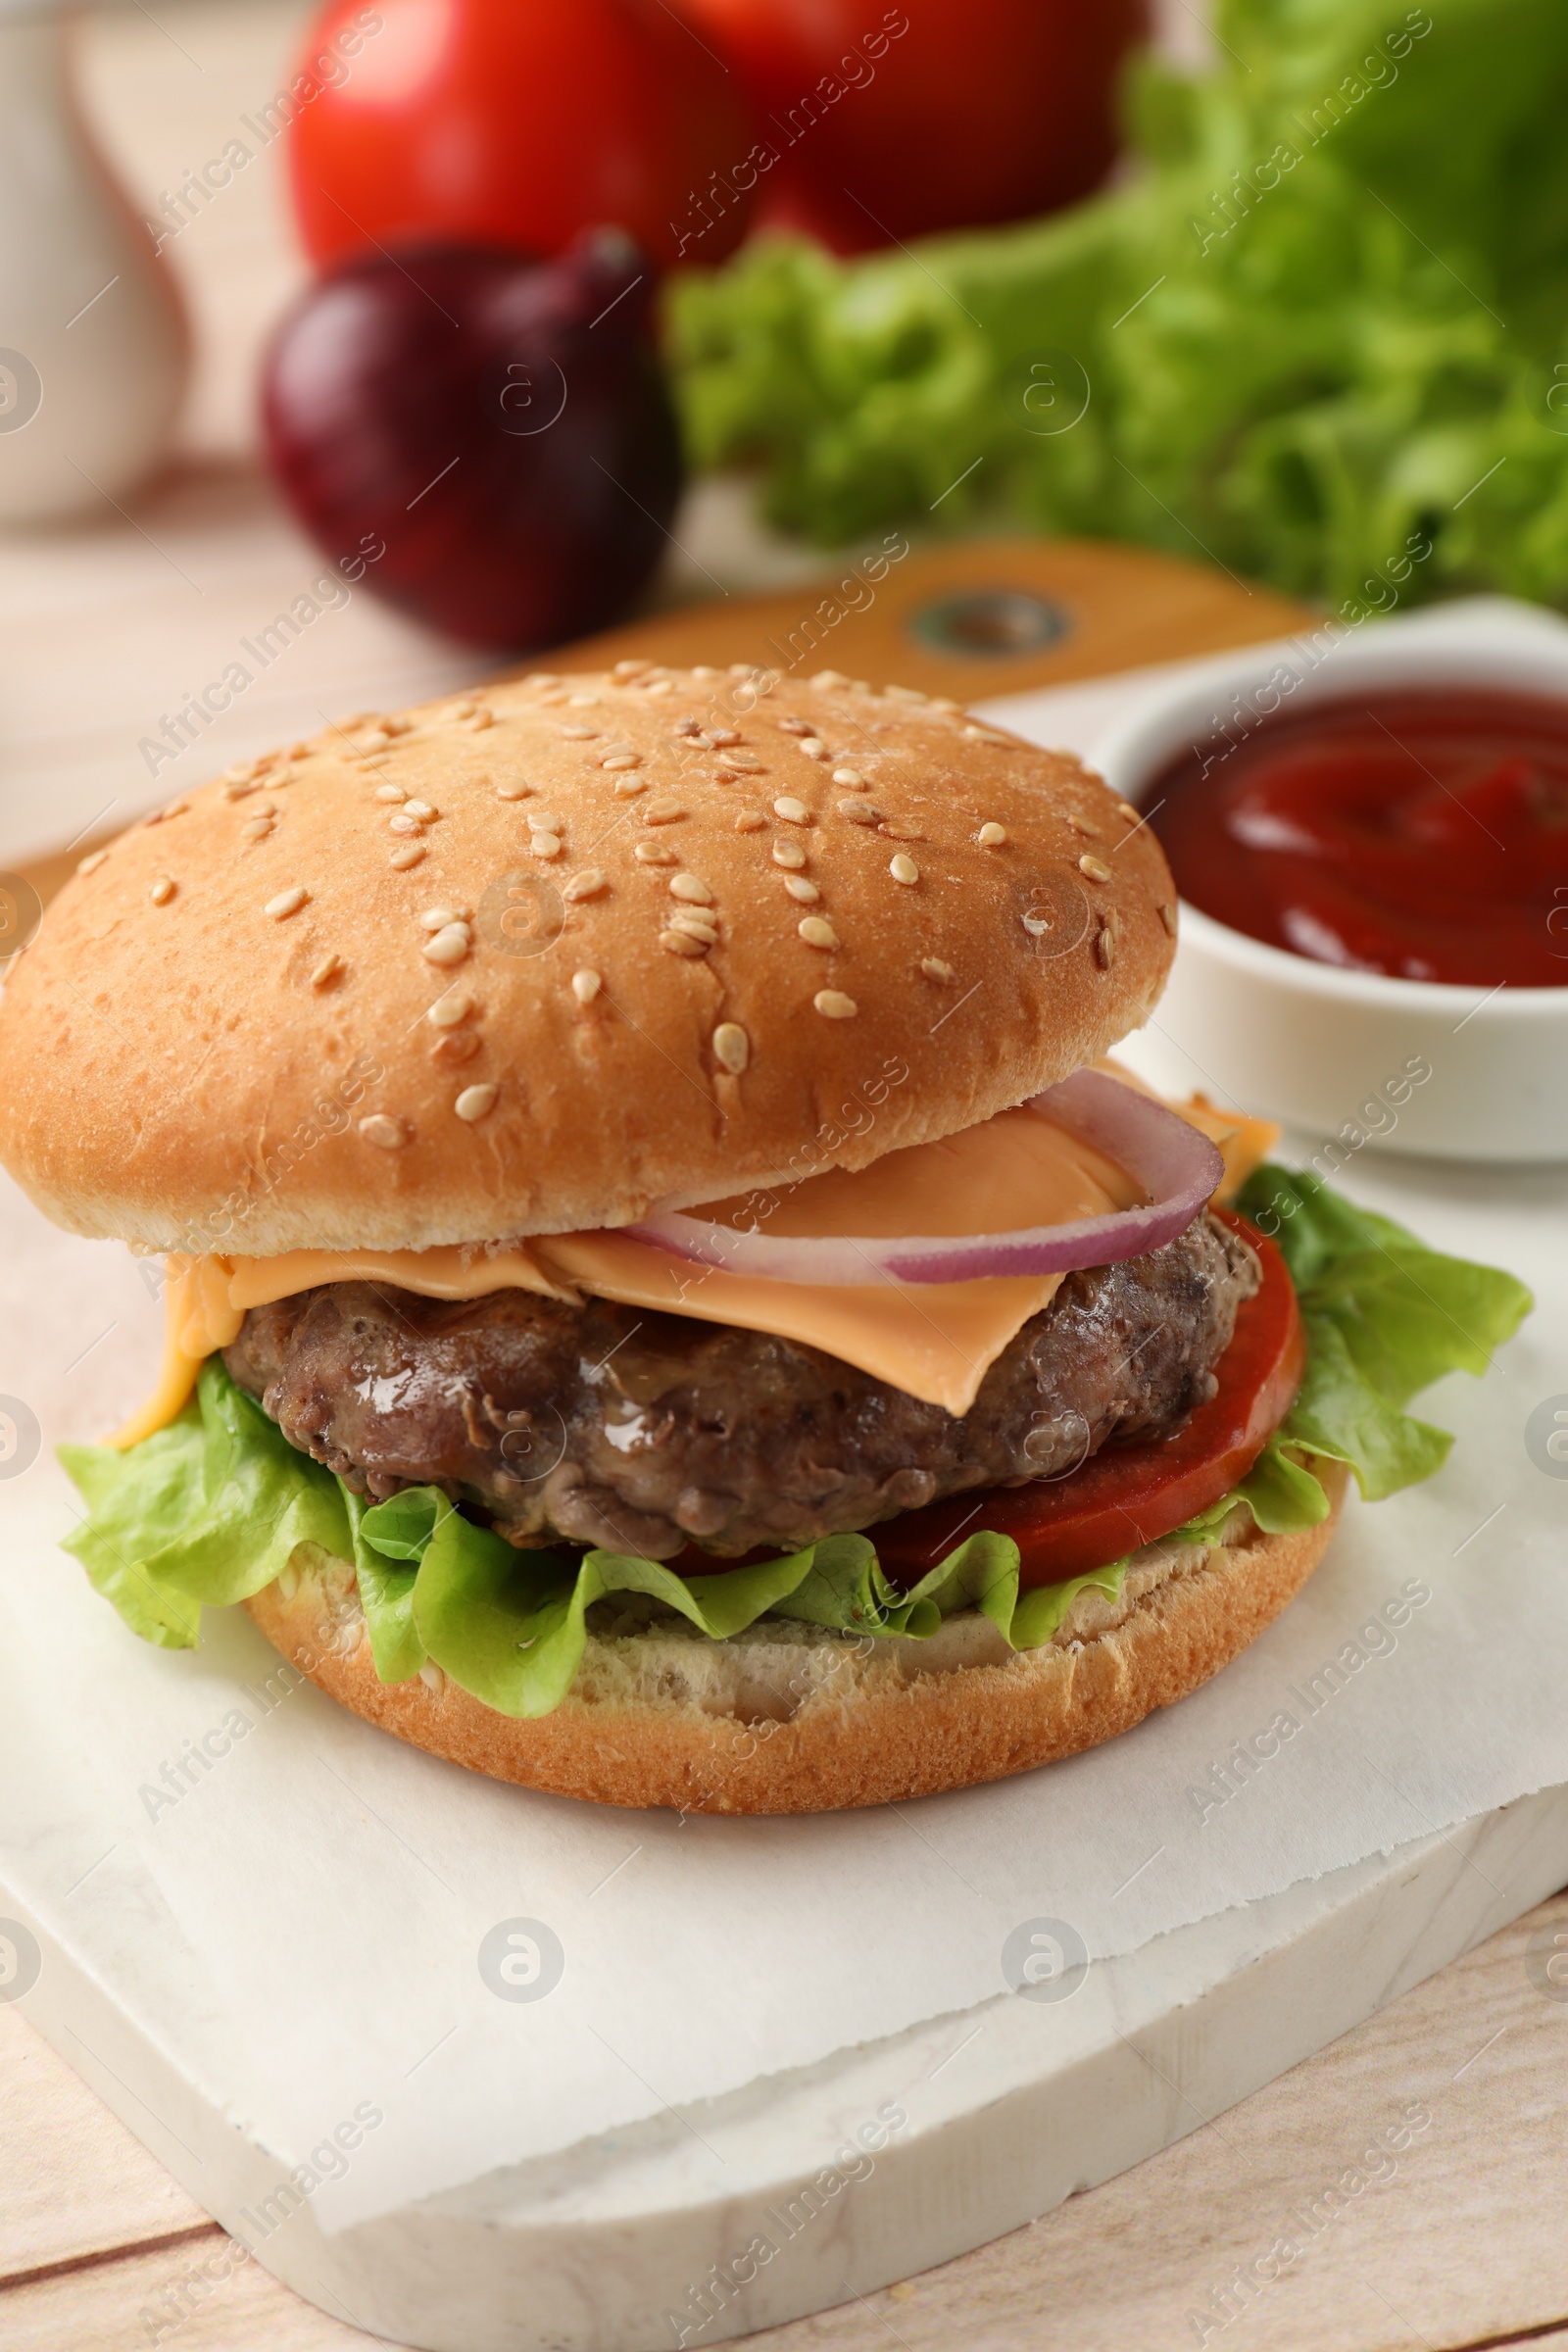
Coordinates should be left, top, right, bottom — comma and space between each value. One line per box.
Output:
261, 232, 684, 651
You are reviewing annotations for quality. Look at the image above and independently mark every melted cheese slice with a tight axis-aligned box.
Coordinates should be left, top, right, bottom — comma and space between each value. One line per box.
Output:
111, 1077, 1280, 1446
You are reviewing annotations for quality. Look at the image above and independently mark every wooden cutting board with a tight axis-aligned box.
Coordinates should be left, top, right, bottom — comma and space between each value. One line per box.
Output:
564, 534, 1316, 702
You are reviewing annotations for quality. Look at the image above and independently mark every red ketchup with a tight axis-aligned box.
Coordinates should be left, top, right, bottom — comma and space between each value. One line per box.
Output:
1149, 689, 1568, 987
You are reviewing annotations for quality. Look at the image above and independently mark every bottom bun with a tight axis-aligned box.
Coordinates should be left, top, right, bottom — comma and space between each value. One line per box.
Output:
244, 1463, 1348, 1814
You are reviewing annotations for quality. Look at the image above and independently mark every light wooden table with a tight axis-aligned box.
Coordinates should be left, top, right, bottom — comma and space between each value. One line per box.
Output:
3, 8, 1565, 2349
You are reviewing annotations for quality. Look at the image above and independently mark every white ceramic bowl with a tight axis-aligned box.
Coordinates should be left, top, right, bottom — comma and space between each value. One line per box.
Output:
1088, 600, 1568, 1163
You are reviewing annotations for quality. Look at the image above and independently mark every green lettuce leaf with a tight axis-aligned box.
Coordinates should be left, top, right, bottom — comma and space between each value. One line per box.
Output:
667, 0, 1568, 612
62, 1360, 351, 1641
60, 1410, 207, 1648
57, 1173, 1530, 1714
1238, 1166, 1533, 1498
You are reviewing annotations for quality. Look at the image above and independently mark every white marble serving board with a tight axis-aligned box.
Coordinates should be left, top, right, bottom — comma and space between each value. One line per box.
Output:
0, 640, 1565, 2352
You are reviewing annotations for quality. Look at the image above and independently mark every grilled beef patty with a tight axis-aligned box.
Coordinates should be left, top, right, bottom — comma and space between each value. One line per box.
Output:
225, 1213, 1258, 1561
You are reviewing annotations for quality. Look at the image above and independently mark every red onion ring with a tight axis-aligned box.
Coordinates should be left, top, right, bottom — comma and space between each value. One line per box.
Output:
623, 1070, 1225, 1288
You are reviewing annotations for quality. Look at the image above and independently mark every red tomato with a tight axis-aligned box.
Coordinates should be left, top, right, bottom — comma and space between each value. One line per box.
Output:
288, 0, 758, 274
678, 0, 1150, 251
873, 1213, 1306, 1588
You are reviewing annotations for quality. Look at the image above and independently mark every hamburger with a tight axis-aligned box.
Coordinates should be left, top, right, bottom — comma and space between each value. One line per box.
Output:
0, 663, 1527, 1812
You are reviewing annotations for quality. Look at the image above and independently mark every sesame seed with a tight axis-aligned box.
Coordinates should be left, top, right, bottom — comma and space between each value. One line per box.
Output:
602, 754, 642, 771
784, 875, 820, 903
777, 718, 817, 738
705, 728, 740, 746
1160, 902, 1179, 936
832, 767, 864, 787
889, 854, 919, 886
612, 660, 648, 679
359, 1114, 408, 1149
810, 670, 849, 690
669, 873, 712, 905
799, 916, 839, 949
405, 800, 436, 821
978, 823, 1007, 847
734, 811, 765, 832
376, 785, 406, 803
559, 725, 598, 740
814, 990, 858, 1018
712, 1022, 749, 1075
389, 844, 426, 869
530, 810, 565, 833
422, 923, 470, 965
661, 928, 710, 957
495, 783, 531, 801
241, 815, 273, 842
1066, 814, 1096, 837
635, 842, 678, 865
266, 886, 308, 919
613, 777, 647, 798
388, 815, 422, 835
419, 905, 468, 931
379, 719, 412, 739
571, 968, 603, 1004
963, 725, 1009, 745
930, 698, 962, 713
1118, 802, 1142, 823
838, 801, 879, 825
525, 674, 561, 688
1079, 854, 1113, 883
77, 849, 108, 875
798, 741, 830, 761
143, 808, 165, 827
530, 833, 564, 860
149, 876, 175, 906
1095, 922, 1117, 969
644, 799, 686, 825
691, 664, 720, 679
880, 821, 925, 841
772, 840, 807, 870
885, 684, 926, 703
431, 1028, 480, 1067
921, 957, 955, 981
563, 869, 608, 903
465, 707, 494, 731
773, 797, 811, 824
445, 700, 477, 721
311, 954, 344, 988
455, 1083, 499, 1123
427, 988, 473, 1027
669, 909, 719, 944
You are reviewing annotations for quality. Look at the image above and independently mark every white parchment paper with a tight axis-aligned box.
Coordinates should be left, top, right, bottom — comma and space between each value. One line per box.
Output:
0, 618, 1563, 2234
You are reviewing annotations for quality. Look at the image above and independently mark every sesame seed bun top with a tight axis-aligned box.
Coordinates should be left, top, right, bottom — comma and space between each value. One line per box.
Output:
0, 663, 1177, 1255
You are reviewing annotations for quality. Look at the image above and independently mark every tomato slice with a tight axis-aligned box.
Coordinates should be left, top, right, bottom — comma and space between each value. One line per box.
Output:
872, 1211, 1304, 1588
